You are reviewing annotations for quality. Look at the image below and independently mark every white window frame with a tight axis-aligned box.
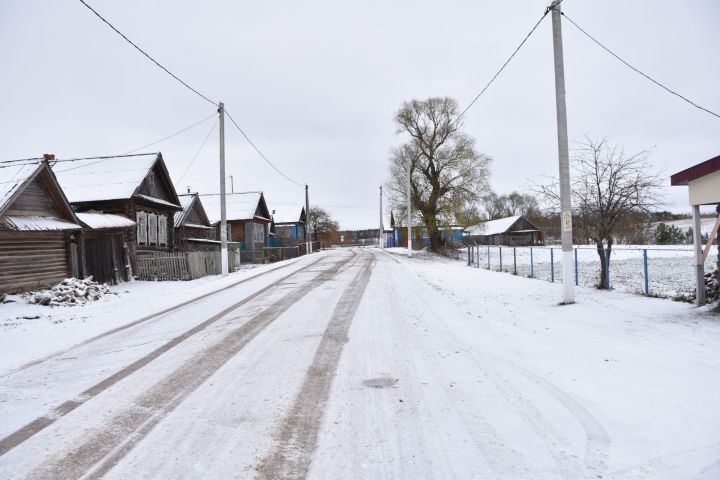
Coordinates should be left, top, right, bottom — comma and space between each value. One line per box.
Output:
148, 213, 158, 245
137, 211, 148, 245
158, 215, 167, 246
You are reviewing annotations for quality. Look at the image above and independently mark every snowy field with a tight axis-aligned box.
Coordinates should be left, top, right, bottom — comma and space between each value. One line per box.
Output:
0, 248, 718, 479
462, 244, 718, 298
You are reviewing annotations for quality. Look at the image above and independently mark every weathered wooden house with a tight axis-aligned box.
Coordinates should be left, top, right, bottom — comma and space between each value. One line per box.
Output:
0, 160, 82, 293
465, 215, 543, 246
174, 193, 217, 252
271, 205, 307, 246
53, 152, 182, 278
202, 192, 272, 260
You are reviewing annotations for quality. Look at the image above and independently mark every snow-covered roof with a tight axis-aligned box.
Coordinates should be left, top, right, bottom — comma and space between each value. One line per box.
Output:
0, 161, 42, 213
0, 215, 81, 231
272, 205, 304, 224
174, 194, 196, 226
466, 215, 522, 236
76, 212, 136, 230
52, 153, 159, 203
201, 192, 268, 223
135, 194, 181, 209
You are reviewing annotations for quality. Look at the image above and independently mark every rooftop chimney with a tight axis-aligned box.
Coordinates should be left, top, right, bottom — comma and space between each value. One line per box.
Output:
43, 153, 55, 161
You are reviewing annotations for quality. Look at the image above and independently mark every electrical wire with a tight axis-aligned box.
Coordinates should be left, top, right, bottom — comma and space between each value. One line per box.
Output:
77, 0, 217, 107
456, 6, 552, 123
177, 119, 218, 183
224, 108, 304, 187
561, 12, 720, 120
121, 112, 216, 155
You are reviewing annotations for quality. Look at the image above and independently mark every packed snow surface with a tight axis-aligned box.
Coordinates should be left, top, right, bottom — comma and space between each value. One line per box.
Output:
0, 248, 717, 479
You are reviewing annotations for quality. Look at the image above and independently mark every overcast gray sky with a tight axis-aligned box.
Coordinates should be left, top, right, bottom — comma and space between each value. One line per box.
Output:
1, 0, 718, 229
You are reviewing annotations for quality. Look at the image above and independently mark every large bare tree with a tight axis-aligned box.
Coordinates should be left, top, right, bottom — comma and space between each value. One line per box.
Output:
308, 206, 339, 244
387, 97, 491, 251
535, 137, 663, 289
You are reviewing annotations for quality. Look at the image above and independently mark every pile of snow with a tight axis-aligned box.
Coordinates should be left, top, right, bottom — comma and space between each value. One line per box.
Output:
25, 277, 113, 307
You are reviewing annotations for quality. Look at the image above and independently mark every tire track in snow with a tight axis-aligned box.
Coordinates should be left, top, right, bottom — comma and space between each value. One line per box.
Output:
0, 255, 313, 380
256, 252, 375, 480
9, 253, 354, 478
393, 254, 608, 479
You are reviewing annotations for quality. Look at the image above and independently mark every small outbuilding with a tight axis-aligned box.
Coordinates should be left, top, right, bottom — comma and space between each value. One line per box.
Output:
0, 159, 82, 293
671, 154, 720, 306
174, 193, 216, 252
465, 215, 543, 246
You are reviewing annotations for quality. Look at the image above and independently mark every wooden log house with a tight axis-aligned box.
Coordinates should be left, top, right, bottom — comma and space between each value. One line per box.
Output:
201, 192, 272, 262
174, 193, 218, 252
53, 152, 182, 279
0, 159, 82, 293
464, 215, 543, 246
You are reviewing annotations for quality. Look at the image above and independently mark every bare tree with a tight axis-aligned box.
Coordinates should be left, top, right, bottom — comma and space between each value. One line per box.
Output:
386, 97, 491, 251
308, 206, 339, 243
535, 137, 663, 289
482, 191, 540, 220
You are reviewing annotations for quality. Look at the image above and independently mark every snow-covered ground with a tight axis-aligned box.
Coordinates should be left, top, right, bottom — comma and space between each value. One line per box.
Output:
0, 248, 718, 479
462, 244, 718, 298
657, 217, 717, 236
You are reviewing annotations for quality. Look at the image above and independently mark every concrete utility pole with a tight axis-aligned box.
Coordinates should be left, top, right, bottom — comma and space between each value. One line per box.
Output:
379, 185, 384, 250
305, 184, 312, 254
407, 157, 413, 257
219, 102, 229, 276
551, 0, 574, 303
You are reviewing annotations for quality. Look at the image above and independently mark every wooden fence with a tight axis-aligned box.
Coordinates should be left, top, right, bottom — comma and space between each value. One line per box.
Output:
135, 252, 190, 281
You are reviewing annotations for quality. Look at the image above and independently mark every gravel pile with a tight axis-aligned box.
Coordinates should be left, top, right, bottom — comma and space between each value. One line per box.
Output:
26, 277, 113, 307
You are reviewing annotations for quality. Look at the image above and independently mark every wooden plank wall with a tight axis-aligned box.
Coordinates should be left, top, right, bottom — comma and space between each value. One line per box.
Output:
0, 231, 71, 293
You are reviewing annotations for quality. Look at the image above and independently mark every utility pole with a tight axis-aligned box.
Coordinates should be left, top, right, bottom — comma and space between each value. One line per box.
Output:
551, 1, 574, 303
379, 185, 384, 250
305, 184, 312, 254
407, 157, 413, 257
219, 102, 229, 277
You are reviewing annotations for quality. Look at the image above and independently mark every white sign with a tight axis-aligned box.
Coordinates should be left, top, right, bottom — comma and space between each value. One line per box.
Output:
562, 211, 573, 232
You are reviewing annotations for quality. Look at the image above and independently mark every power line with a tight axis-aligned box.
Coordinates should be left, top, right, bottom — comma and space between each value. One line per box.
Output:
121, 113, 216, 155
177, 119, 218, 183
224, 108, 304, 187
456, 7, 551, 122
77, 0, 217, 107
561, 12, 720, 120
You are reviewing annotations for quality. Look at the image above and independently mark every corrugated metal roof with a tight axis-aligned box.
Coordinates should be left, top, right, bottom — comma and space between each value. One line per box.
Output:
202, 192, 264, 223
0, 215, 81, 231
670, 155, 720, 186
77, 212, 136, 230
466, 215, 522, 236
174, 194, 196, 226
135, 193, 181, 208
52, 153, 158, 203
272, 205, 304, 224
0, 161, 42, 213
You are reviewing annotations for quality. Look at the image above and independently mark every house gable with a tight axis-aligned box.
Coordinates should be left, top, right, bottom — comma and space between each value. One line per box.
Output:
132, 154, 181, 209
185, 197, 211, 226
2, 164, 78, 223
254, 193, 271, 221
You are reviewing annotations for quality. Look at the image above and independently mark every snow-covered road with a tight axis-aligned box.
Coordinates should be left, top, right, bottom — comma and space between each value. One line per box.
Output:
0, 248, 718, 479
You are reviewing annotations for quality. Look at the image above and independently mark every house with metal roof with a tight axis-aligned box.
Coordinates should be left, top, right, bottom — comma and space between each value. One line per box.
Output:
0, 158, 82, 293
465, 215, 543, 246
52, 152, 182, 280
271, 205, 307, 246
671, 154, 720, 306
173, 193, 218, 251
201, 192, 272, 261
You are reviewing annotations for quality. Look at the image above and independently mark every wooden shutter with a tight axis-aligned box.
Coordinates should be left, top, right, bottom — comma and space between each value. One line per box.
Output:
158, 215, 167, 246
148, 213, 158, 245
137, 211, 147, 245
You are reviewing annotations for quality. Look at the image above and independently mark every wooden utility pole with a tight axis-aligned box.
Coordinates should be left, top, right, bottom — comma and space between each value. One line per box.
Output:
407, 157, 413, 257
551, 0, 574, 303
305, 184, 312, 254
219, 102, 228, 276
379, 185, 384, 250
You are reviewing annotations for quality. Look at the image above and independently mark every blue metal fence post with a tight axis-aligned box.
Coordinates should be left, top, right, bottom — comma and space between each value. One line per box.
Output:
530, 247, 534, 278
487, 245, 490, 270
476, 245, 480, 268
467, 246, 471, 266
513, 247, 517, 275
604, 247, 611, 290
550, 248, 555, 282
643, 249, 649, 295
574, 248, 579, 286
499, 246, 503, 271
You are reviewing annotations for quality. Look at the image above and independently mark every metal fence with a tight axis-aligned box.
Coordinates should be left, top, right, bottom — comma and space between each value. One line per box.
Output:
465, 244, 718, 299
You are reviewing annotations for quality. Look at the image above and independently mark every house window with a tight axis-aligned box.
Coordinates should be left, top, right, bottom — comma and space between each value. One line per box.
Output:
148, 213, 158, 245
253, 223, 265, 244
137, 212, 148, 245
158, 215, 167, 246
